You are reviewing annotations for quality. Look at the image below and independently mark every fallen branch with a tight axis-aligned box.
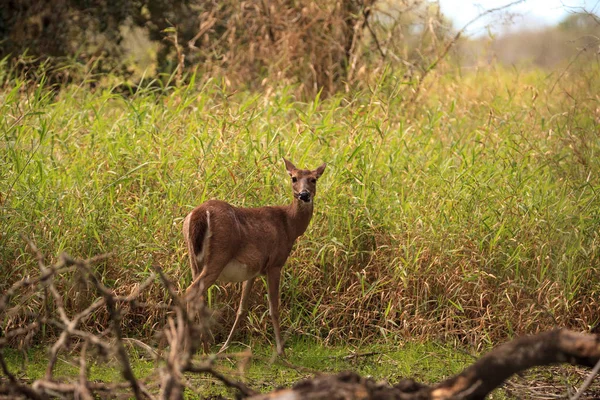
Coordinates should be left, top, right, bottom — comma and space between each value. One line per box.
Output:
327, 351, 381, 361
249, 329, 600, 400
186, 361, 257, 397
571, 358, 600, 400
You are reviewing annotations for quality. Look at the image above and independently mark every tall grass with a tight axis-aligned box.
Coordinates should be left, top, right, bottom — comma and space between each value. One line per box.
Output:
1, 63, 599, 347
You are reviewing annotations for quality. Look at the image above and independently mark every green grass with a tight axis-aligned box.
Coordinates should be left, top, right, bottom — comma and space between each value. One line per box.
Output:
1, 61, 599, 350
2, 339, 480, 398
2, 346, 156, 385
5, 338, 596, 399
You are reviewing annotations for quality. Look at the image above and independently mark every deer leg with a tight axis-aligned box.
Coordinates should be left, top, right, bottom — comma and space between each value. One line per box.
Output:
219, 277, 255, 353
185, 270, 217, 318
266, 267, 285, 356
185, 256, 228, 354
184, 270, 215, 354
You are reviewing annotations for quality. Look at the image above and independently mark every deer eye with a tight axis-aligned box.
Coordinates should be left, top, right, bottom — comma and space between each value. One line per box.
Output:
310, 178, 317, 183
292, 177, 297, 183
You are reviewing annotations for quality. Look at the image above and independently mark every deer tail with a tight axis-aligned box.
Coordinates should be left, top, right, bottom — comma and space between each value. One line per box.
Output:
184, 209, 210, 279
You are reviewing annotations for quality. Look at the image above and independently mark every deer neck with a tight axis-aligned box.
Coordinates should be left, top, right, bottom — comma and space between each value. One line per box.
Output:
285, 198, 314, 239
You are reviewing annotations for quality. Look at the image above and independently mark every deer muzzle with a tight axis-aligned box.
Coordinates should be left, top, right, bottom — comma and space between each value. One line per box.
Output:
298, 191, 311, 202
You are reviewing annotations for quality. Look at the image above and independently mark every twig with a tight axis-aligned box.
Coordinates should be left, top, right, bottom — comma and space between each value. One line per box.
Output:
188, 10, 217, 50
570, 358, 600, 400
248, 329, 600, 400
548, 45, 586, 96
31, 380, 132, 395
0, 351, 44, 400
327, 351, 381, 361
275, 357, 320, 375
42, 319, 112, 351
0, 322, 40, 346
44, 297, 105, 378
364, 11, 385, 59
81, 262, 148, 400
186, 362, 258, 397
122, 338, 160, 360
77, 341, 94, 400
0, 265, 76, 314
346, 1, 376, 85
163, 26, 185, 87
411, 0, 526, 103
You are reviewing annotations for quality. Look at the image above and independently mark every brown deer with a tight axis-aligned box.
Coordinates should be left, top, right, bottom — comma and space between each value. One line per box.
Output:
183, 159, 326, 355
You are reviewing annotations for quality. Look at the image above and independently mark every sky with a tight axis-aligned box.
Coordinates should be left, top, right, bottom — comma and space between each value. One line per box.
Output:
437, 0, 599, 36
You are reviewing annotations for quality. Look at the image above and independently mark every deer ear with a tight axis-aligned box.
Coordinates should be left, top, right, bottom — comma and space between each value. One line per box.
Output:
315, 163, 327, 179
283, 158, 297, 176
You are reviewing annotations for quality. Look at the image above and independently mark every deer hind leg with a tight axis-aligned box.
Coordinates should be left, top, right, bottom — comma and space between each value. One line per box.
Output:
183, 210, 214, 353
184, 267, 218, 354
185, 249, 236, 353
219, 277, 255, 353
266, 267, 285, 356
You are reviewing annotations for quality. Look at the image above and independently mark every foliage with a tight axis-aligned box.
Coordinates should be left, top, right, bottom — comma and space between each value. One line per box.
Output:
456, 10, 600, 69
0, 0, 459, 97
2, 339, 475, 398
0, 0, 372, 95
1, 56, 599, 349
0, 0, 155, 77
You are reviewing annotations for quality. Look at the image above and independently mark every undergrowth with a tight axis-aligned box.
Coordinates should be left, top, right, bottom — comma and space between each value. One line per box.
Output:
1, 61, 599, 348
0, 340, 484, 398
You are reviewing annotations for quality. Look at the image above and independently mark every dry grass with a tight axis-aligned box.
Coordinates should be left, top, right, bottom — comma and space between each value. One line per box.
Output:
1, 56, 599, 351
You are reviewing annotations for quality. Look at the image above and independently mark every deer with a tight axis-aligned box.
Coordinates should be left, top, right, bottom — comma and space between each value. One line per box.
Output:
183, 158, 326, 356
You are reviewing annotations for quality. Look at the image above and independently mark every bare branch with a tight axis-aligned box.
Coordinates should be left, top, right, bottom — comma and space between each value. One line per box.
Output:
248, 329, 600, 400
571, 358, 600, 400
76, 341, 94, 400
0, 351, 44, 400
411, 0, 526, 103
186, 361, 258, 397
78, 261, 148, 400
0, 322, 40, 346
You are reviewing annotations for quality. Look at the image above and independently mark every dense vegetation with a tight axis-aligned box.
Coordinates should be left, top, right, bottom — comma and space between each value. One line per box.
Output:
2, 55, 599, 350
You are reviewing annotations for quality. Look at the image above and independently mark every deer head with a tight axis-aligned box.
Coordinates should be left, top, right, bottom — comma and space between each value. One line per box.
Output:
284, 158, 327, 204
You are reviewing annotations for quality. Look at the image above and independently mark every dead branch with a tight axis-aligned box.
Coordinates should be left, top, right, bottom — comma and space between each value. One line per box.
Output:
430, 328, 600, 399
571, 358, 600, 400
186, 361, 258, 397
2, 245, 156, 399
0, 352, 44, 400
327, 351, 381, 361
2, 243, 256, 399
75, 258, 152, 400
152, 264, 251, 399
410, 0, 526, 103
248, 329, 600, 400
76, 340, 93, 400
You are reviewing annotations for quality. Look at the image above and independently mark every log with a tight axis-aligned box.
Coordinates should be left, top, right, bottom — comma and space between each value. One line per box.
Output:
249, 329, 600, 400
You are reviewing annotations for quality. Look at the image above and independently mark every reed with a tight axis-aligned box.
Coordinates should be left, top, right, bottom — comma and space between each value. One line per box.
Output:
1, 62, 598, 348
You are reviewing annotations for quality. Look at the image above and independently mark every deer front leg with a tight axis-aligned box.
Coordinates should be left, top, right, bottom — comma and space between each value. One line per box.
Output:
266, 267, 285, 356
220, 277, 255, 353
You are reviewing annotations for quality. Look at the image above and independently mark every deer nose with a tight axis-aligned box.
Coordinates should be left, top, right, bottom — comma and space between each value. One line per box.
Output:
298, 191, 311, 202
